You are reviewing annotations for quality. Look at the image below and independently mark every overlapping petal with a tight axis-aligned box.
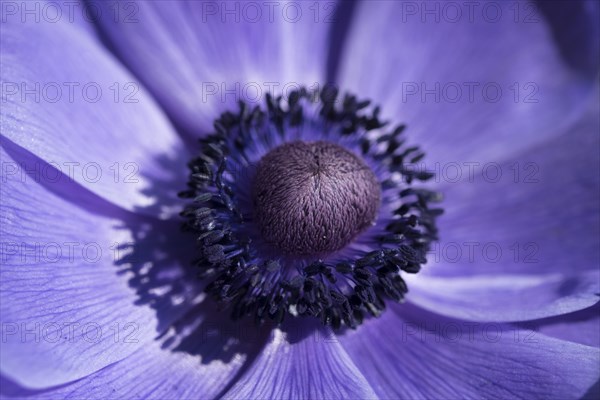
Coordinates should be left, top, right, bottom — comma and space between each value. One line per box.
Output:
1, 2, 186, 215
88, 0, 334, 137
1, 0, 598, 398
406, 270, 599, 322
402, 97, 600, 321
340, 303, 600, 400
222, 320, 378, 399
336, 0, 595, 166
429, 103, 599, 273
0, 143, 167, 388
520, 303, 600, 348
0, 338, 251, 400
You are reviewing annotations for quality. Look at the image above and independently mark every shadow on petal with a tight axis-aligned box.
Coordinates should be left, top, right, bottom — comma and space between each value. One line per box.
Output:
112, 146, 278, 371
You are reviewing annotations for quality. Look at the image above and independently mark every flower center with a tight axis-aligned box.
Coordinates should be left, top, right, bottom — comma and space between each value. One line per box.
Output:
252, 141, 381, 256
180, 86, 443, 328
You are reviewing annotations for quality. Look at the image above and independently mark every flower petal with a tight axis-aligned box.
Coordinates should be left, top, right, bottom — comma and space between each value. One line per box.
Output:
406, 271, 600, 322
88, 0, 333, 137
426, 104, 599, 277
340, 303, 600, 400
0, 334, 260, 400
403, 106, 600, 321
222, 319, 378, 399
536, 0, 600, 77
519, 303, 600, 348
1, 5, 186, 216
336, 0, 594, 164
0, 143, 166, 388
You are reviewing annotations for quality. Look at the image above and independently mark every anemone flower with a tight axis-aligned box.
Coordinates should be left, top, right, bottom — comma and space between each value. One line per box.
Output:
1, 0, 599, 399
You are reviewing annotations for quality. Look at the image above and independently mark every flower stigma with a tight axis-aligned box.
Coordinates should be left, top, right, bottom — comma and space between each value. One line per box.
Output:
180, 86, 442, 329
252, 140, 381, 256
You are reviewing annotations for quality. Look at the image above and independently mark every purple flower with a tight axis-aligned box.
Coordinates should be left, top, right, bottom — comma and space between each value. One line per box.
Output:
1, 0, 599, 399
